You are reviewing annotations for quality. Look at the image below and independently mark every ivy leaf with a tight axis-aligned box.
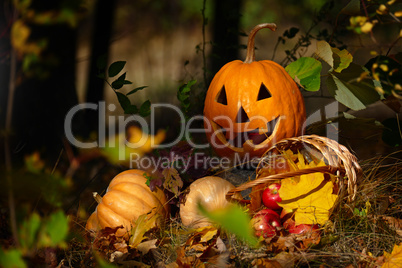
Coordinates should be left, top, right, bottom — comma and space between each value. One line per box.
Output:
197, 203, 259, 248
127, 86, 148, 96
108, 61, 126, 77
285, 57, 322, 91
327, 63, 381, 110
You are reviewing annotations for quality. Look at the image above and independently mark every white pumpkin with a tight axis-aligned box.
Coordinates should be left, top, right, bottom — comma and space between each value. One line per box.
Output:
180, 176, 242, 228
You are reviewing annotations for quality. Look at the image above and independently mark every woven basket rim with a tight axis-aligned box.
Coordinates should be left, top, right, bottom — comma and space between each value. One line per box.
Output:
226, 135, 362, 203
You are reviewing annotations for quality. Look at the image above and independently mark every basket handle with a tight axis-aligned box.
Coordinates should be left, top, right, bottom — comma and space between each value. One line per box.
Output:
226, 165, 341, 201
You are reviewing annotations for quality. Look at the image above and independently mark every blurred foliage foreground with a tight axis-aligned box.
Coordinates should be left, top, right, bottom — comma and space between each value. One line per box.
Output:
1, 0, 402, 267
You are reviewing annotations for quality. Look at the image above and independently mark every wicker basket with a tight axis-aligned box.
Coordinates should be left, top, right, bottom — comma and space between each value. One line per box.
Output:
226, 135, 362, 204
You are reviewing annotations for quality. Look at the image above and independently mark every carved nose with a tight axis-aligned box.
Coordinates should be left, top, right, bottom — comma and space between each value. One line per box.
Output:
235, 106, 250, 123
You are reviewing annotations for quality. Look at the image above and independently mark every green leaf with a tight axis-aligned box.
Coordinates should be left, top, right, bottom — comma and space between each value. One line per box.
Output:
327, 63, 381, 110
111, 73, 132, 90
139, 100, 151, 117
108, 61, 126, 77
187, 79, 197, 88
111, 72, 127, 89
316, 41, 353, 72
283, 27, 299, 39
115, 91, 139, 114
285, 57, 322, 91
332, 47, 353, 72
19, 212, 41, 250
127, 86, 148, 96
177, 80, 196, 111
42, 210, 69, 247
316, 40, 334, 68
125, 105, 138, 114
0, 249, 27, 268
115, 92, 131, 110
197, 203, 259, 248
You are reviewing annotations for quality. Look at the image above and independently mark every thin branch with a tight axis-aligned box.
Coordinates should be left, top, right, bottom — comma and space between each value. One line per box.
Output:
5, 11, 19, 246
201, 0, 208, 87
386, 36, 401, 56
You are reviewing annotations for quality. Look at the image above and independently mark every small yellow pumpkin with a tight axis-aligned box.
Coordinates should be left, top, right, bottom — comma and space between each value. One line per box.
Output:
86, 169, 169, 237
179, 176, 242, 228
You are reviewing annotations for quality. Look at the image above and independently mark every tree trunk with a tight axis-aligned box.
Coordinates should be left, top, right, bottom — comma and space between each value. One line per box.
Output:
12, 23, 79, 159
0, 0, 13, 130
210, 0, 242, 79
9, 0, 82, 159
84, 0, 117, 136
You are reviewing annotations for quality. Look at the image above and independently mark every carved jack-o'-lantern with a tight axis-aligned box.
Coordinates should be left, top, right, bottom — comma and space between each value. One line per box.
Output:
204, 23, 306, 159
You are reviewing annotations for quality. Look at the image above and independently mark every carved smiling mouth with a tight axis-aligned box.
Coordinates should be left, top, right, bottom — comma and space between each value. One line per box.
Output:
214, 117, 280, 148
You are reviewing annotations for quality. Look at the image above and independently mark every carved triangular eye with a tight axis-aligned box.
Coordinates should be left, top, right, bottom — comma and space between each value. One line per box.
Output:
235, 106, 250, 123
215, 85, 228, 105
257, 83, 272, 101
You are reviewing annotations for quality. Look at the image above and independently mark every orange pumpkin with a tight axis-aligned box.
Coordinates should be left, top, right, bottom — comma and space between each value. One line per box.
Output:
86, 169, 169, 237
204, 23, 306, 159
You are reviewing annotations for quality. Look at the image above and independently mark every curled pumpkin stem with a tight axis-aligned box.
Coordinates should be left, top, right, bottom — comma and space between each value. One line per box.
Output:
244, 23, 277, 64
93, 192, 102, 204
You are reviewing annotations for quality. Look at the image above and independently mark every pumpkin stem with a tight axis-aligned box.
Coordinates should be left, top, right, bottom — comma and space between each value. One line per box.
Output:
244, 23, 277, 64
93, 192, 102, 204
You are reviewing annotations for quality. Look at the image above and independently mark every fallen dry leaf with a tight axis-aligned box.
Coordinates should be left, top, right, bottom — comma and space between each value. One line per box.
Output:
278, 154, 338, 225
249, 183, 265, 214
373, 215, 402, 237
137, 239, 157, 255
129, 210, 159, 248
381, 243, 402, 268
163, 166, 183, 197
252, 258, 283, 268
272, 252, 298, 267
185, 226, 219, 255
